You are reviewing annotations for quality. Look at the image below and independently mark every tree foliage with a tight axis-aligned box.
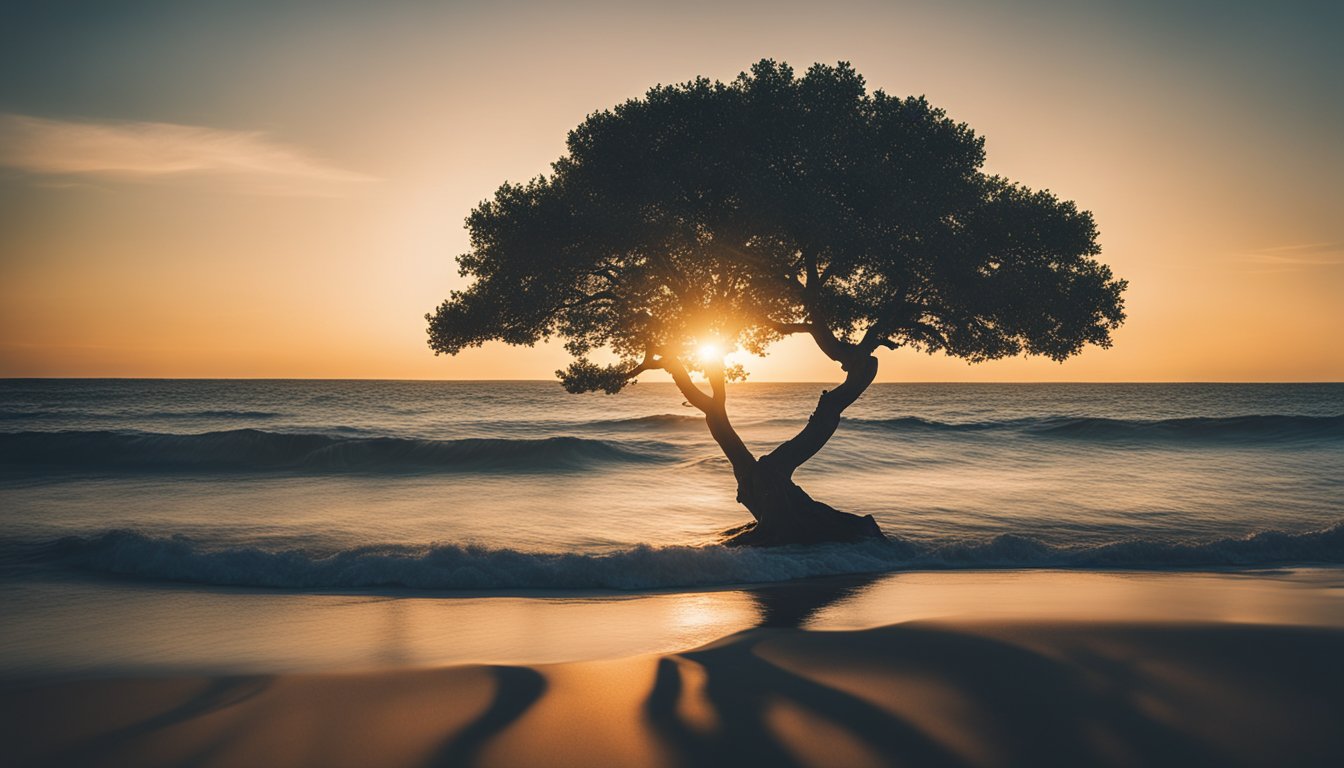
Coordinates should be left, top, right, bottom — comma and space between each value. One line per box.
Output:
428, 59, 1126, 392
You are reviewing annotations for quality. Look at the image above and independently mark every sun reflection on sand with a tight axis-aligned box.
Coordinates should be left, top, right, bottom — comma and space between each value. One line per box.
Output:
667, 594, 740, 642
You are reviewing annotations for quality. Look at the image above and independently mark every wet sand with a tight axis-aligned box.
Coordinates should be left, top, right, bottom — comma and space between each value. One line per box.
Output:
5, 618, 1344, 767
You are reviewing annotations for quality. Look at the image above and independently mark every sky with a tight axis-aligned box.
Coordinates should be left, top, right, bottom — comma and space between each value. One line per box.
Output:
0, 0, 1340, 382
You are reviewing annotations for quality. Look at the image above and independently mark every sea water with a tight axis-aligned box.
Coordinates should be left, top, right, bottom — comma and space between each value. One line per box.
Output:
1, 380, 1341, 672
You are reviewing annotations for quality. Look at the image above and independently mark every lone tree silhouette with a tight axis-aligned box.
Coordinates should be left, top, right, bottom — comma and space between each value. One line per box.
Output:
428, 60, 1126, 546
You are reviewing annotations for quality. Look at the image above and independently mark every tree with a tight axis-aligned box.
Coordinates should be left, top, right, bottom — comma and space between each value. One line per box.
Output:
427, 60, 1127, 547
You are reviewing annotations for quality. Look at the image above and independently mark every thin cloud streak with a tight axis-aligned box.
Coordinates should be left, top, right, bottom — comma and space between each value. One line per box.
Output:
0, 113, 374, 191
1238, 242, 1344, 270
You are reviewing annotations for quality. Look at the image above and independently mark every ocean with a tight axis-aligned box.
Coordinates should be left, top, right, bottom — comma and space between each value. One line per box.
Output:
2, 380, 1342, 672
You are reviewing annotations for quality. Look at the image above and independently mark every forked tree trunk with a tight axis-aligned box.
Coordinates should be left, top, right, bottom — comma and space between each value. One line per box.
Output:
704, 356, 887, 547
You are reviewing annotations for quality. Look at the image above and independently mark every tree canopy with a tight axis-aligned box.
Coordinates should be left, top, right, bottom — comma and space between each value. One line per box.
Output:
427, 59, 1126, 394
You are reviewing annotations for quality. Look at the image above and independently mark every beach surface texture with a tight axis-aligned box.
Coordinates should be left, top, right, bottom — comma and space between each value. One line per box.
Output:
6, 616, 1344, 768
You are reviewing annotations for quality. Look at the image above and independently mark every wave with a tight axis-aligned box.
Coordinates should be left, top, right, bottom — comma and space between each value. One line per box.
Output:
0, 408, 283, 421
582, 414, 704, 429
845, 414, 1344, 442
150, 409, 284, 420
0, 429, 667, 473
10, 523, 1342, 591
840, 416, 997, 433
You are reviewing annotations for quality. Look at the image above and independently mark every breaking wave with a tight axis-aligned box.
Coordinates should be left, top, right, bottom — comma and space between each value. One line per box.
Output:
10, 523, 1342, 592
0, 429, 668, 473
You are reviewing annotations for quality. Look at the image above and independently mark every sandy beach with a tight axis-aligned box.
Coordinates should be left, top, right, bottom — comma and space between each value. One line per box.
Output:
6, 571, 1344, 768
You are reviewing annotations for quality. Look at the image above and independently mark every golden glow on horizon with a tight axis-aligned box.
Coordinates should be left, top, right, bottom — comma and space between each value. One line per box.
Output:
0, 2, 1339, 381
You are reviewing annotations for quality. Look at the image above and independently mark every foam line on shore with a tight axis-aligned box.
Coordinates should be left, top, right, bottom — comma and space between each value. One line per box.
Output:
8, 521, 1341, 591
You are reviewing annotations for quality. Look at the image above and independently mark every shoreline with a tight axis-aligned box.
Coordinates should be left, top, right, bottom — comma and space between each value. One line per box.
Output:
4, 568, 1342, 678
6, 617, 1343, 767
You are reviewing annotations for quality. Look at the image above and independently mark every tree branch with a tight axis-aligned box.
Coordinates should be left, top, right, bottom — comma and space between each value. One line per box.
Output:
858, 319, 901, 354
664, 356, 755, 474
557, 291, 618, 310
817, 260, 836, 286
626, 350, 661, 377
589, 266, 621, 283
807, 323, 859, 368
557, 351, 661, 395
660, 356, 715, 413
767, 321, 814, 336
804, 252, 822, 288
706, 360, 728, 408
902, 320, 948, 349
791, 264, 863, 369
771, 319, 859, 368
764, 355, 879, 476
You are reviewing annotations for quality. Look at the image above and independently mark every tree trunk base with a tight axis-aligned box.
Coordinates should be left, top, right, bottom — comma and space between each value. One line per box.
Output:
721, 472, 886, 547
720, 511, 884, 547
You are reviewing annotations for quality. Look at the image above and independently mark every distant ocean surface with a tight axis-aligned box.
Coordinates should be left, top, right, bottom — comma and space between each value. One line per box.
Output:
1, 380, 1341, 593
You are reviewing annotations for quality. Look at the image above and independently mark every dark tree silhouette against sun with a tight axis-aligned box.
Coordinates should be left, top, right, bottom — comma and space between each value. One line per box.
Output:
428, 60, 1126, 546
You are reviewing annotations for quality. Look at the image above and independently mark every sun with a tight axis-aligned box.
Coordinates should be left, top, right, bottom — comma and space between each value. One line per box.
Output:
696, 342, 724, 364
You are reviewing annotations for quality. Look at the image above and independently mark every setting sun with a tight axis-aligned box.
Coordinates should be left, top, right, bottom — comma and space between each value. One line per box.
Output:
696, 343, 725, 365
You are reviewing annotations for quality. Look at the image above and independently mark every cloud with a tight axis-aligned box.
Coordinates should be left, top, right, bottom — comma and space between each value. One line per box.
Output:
1238, 242, 1344, 271
0, 113, 374, 193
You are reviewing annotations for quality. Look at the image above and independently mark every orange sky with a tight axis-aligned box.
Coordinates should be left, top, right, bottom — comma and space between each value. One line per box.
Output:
1, 0, 1340, 381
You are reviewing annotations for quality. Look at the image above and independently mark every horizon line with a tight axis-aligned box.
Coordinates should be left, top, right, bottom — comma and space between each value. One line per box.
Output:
2, 377, 1341, 385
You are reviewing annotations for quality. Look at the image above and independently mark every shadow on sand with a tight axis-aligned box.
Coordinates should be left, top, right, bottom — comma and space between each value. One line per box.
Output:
427, 666, 545, 767
7, 577, 1344, 768
635, 579, 1344, 767
43, 675, 274, 767
743, 572, 881, 629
